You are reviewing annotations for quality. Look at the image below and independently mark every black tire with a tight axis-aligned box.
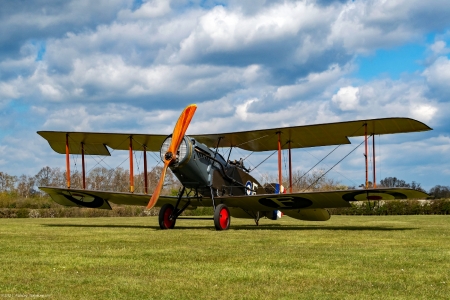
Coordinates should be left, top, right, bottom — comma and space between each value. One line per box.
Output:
214, 204, 230, 230
159, 203, 176, 229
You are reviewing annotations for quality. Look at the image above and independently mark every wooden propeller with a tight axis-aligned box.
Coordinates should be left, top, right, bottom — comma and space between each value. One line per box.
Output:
146, 104, 197, 209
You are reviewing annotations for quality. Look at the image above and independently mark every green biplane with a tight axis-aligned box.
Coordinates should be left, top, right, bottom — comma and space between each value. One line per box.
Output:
38, 105, 431, 230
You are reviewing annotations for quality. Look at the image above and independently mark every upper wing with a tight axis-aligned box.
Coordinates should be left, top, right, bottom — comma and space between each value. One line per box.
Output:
38, 117, 431, 154
192, 117, 431, 151
37, 131, 167, 155
40, 186, 428, 211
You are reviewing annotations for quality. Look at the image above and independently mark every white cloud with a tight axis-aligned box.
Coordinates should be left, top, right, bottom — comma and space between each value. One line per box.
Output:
332, 86, 360, 111
430, 41, 448, 55
0, 82, 20, 100
173, 2, 337, 64
118, 0, 171, 19
275, 64, 350, 101
423, 56, 450, 97
236, 98, 258, 120
410, 104, 437, 123
38, 83, 63, 100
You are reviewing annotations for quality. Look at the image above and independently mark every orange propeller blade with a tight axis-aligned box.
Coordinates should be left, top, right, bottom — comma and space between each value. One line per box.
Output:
146, 104, 197, 210
168, 104, 197, 155
146, 160, 169, 209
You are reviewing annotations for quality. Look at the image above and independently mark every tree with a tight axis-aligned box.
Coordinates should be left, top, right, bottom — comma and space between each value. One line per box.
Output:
0, 171, 17, 192
378, 177, 425, 191
429, 185, 450, 199
35, 166, 52, 187
16, 174, 37, 197
379, 177, 410, 188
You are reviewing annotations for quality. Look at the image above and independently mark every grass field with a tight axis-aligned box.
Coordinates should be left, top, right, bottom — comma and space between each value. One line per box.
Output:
0, 215, 449, 299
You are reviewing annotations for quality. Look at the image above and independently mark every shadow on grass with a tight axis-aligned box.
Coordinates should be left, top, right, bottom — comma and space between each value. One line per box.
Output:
43, 223, 417, 231
232, 224, 417, 231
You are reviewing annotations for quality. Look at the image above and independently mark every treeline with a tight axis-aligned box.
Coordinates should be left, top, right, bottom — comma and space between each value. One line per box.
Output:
2, 167, 447, 198
0, 166, 180, 198
0, 166, 182, 218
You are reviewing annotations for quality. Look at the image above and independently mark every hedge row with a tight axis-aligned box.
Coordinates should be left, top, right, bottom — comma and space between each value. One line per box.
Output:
0, 205, 214, 218
329, 199, 450, 215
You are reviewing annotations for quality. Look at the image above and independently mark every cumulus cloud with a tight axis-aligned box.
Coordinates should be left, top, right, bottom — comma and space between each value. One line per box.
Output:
423, 56, 450, 98
332, 86, 360, 111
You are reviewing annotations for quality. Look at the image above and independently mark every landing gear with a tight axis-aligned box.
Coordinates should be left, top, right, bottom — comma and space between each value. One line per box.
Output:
158, 187, 231, 230
214, 204, 230, 231
159, 203, 176, 229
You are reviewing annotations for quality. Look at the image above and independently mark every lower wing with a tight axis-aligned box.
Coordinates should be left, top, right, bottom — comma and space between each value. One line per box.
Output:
39, 187, 178, 210
40, 186, 428, 211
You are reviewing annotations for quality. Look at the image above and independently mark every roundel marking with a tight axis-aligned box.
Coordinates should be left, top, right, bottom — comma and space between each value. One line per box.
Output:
245, 181, 253, 196
342, 190, 408, 201
61, 191, 106, 208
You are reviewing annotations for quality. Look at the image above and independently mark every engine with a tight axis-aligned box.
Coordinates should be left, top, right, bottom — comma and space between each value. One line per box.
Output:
160, 135, 225, 193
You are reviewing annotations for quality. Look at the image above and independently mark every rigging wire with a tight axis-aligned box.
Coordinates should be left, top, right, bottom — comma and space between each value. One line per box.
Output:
291, 144, 342, 187
249, 141, 290, 172
302, 134, 372, 192
130, 138, 162, 164
133, 147, 142, 192
241, 140, 290, 192
290, 122, 369, 187
79, 135, 130, 174
222, 134, 270, 160
283, 148, 288, 184
65, 134, 168, 191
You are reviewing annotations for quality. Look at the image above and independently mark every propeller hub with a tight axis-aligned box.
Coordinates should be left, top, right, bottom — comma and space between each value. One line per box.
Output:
164, 151, 174, 161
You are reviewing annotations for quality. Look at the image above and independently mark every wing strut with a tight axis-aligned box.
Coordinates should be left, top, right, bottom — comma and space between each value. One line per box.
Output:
288, 140, 292, 193
143, 145, 148, 194
129, 136, 134, 193
363, 124, 380, 189
81, 142, 86, 189
65, 133, 70, 189
373, 135, 377, 188
364, 123, 368, 189
277, 132, 282, 194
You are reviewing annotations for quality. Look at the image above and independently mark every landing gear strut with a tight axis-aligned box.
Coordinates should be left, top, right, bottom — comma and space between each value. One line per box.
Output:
158, 186, 191, 230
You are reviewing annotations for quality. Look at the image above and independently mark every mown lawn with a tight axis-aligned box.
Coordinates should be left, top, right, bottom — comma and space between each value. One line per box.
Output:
0, 215, 449, 299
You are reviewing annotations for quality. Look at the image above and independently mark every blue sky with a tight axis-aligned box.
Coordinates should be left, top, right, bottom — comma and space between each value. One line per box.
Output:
1, 0, 450, 191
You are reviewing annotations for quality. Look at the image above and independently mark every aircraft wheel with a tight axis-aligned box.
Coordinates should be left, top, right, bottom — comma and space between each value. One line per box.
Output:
214, 204, 230, 231
159, 204, 176, 229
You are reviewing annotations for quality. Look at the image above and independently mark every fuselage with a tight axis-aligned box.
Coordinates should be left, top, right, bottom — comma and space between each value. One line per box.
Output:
162, 135, 266, 198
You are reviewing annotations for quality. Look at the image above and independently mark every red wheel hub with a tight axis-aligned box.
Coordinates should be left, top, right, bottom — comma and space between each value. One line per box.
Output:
163, 207, 175, 229
219, 207, 229, 229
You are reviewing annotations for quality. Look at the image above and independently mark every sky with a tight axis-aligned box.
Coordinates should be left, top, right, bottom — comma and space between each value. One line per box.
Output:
1, 0, 450, 191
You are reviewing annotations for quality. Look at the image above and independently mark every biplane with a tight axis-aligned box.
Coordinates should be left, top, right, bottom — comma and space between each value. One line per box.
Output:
38, 104, 431, 230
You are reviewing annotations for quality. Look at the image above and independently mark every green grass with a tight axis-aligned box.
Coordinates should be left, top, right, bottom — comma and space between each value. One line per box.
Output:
0, 216, 449, 299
